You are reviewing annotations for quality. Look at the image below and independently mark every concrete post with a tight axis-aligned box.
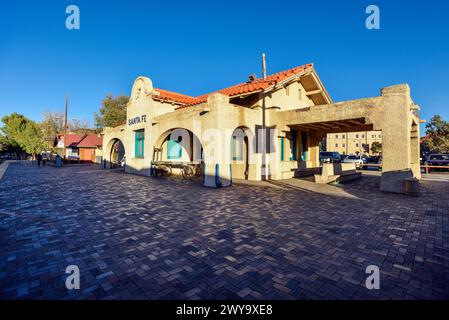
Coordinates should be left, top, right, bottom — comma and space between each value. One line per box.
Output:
202, 93, 232, 187
379, 85, 416, 193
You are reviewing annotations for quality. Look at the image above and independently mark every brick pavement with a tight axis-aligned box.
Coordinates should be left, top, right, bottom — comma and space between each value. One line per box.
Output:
0, 162, 448, 299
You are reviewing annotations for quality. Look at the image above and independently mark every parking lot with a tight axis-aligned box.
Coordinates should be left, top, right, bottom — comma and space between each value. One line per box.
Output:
0, 162, 448, 299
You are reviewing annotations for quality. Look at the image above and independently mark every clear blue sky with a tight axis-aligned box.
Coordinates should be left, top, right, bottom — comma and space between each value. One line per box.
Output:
1, 0, 448, 135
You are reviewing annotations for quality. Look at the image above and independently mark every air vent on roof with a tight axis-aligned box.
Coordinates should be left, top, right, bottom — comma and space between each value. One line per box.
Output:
248, 74, 257, 82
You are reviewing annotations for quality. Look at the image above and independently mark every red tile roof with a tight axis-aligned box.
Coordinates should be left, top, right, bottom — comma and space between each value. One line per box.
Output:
77, 134, 103, 148
151, 64, 314, 109
57, 134, 84, 148
152, 88, 196, 105
56, 133, 102, 148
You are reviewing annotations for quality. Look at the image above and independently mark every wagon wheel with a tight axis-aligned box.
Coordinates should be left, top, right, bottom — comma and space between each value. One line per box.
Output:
194, 164, 202, 177
161, 165, 172, 177
181, 165, 195, 180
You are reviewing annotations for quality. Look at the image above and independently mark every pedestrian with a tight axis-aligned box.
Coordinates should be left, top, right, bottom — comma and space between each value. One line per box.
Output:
37, 154, 42, 167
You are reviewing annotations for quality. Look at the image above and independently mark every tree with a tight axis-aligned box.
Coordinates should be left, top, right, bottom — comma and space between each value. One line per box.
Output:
1, 113, 28, 156
41, 111, 65, 138
1, 113, 46, 158
370, 141, 382, 155
19, 121, 47, 156
425, 115, 449, 153
94, 95, 129, 129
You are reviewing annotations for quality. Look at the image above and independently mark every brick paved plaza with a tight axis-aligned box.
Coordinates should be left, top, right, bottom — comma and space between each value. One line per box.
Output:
0, 163, 448, 299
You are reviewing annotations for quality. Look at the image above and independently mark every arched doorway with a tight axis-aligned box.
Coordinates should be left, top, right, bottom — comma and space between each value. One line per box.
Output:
231, 127, 253, 180
155, 128, 203, 163
108, 139, 125, 169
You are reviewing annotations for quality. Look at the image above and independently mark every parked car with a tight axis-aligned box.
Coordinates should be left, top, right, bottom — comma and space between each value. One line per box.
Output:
425, 154, 449, 172
342, 154, 367, 169
363, 156, 382, 171
319, 152, 341, 163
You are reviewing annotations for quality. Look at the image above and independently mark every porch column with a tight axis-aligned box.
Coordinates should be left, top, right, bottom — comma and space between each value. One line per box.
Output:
379, 84, 417, 193
202, 93, 232, 187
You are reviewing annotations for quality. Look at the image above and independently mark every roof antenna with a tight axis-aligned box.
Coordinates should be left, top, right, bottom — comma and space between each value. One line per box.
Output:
262, 53, 267, 80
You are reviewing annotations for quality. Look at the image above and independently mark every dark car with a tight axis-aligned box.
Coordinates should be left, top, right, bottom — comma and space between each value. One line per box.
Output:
362, 156, 382, 171
320, 152, 341, 163
425, 154, 449, 172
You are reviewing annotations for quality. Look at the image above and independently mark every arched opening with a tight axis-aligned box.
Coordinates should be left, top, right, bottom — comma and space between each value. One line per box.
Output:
231, 126, 254, 180
107, 138, 125, 169
155, 128, 203, 162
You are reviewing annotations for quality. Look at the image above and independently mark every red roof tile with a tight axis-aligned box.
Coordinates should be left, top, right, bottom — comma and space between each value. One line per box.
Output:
77, 134, 103, 148
57, 134, 84, 147
150, 64, 314, 109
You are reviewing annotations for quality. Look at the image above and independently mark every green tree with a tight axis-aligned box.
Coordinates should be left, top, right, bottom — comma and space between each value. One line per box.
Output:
370, 141, 382, 155
1, 113, 28, 156
425, 115, 449, 153
94, 95, 129, 129
19, 121, 47, 156
1, 113, 46, 158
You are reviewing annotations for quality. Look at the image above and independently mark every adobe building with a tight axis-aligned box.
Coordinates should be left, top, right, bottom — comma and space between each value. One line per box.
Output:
102, 63, 421, 194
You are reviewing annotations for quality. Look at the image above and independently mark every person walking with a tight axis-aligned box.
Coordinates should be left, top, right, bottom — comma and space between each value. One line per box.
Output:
37, 154, 42, 167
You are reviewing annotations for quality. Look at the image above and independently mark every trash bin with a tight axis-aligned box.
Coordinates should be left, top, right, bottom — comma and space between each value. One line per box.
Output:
55, 156, 62, 168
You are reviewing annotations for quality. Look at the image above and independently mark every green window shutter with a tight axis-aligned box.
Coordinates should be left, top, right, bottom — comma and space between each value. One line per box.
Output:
134, 131, 138, 158
280, 137, 285, 161
134, 130, 145, 158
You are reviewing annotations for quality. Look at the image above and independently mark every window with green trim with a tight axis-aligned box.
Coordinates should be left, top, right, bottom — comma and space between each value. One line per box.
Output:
167, 137, 182, 160
280, 137, 285, 161
134, 129, 145, 158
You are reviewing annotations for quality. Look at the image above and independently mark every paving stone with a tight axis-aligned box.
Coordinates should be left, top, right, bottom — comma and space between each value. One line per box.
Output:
0, 163, 448, 299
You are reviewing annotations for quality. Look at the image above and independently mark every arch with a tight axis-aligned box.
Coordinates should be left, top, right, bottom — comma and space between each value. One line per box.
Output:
105, 138, 125, 169
230, 126, 256, 180
154, 128, 203, 163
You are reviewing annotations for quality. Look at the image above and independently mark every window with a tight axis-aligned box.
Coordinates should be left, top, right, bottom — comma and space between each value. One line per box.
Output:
342, 134, 345, 139
289, 131, 297, 160
167, 137, 182, 160
134, 129, 145, 158
335, 143, 338, 148
362, 134, 365, 138
335, 134, 338, 139
379, 134, 382, 138
280, 137, 285, 161
356, 134, 359, 138
372, 135, 375, 138
342, 143, 346, 147
356, 143, 359, 147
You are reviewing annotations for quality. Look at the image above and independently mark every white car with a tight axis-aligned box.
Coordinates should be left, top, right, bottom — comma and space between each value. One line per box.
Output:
342, 155, 366, 168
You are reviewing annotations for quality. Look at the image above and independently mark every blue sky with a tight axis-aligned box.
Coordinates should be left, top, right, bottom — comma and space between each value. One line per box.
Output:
1, 0, 448, 135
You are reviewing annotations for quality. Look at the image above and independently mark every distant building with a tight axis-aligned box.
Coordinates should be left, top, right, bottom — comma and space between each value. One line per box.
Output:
326, 131, 382, 155
55, 133, 103, 163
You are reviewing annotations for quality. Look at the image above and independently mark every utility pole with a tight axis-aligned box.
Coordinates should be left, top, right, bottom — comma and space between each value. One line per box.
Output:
63, 95, 68, 161
261, 53, 267, 180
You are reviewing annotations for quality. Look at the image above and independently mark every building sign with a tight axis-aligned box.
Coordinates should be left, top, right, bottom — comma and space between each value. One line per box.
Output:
128, 115, 147, 126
